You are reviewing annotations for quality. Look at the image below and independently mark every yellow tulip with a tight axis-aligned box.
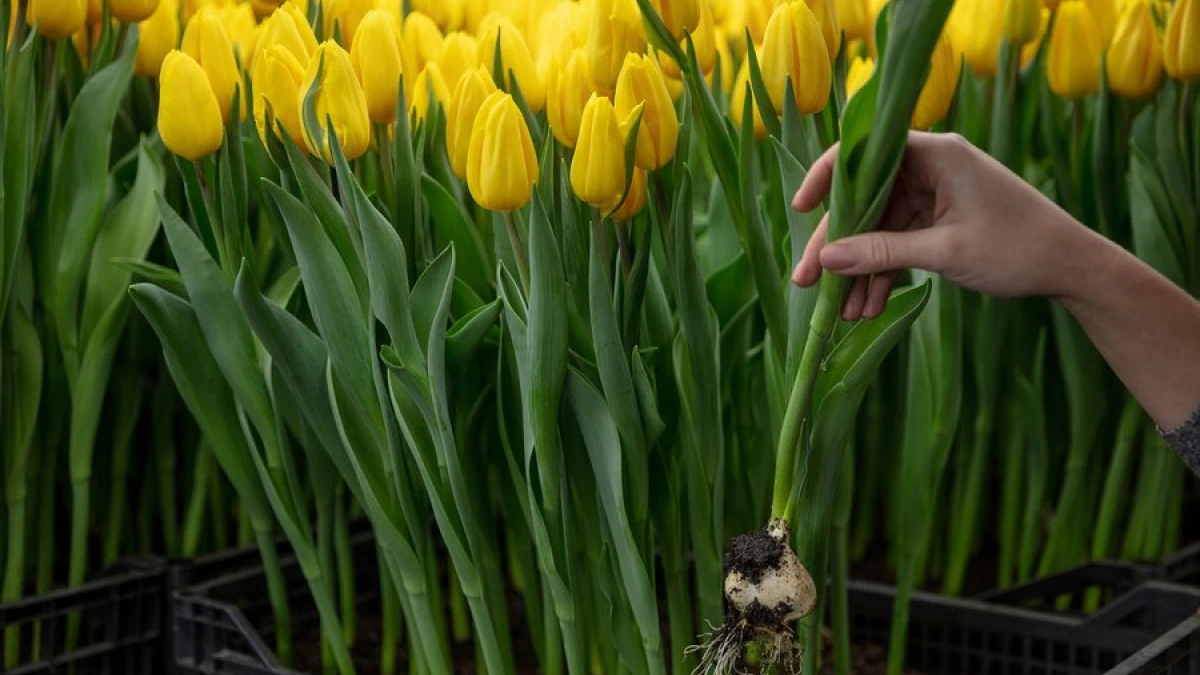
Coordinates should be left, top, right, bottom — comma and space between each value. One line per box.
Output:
588, 0, 646, 93
845, 54, 873, 99
404, 11, 445, 73
251, 0, 277, 20
257, 1, 317, 62
411, 0, 464, 31
730, 55, 767, 138
658, 0, 716, 78
1165, 0, 1200, 80
713, 26, 735, 92
182, 7, 241, 122
253, 43, 306, 145
614, 52, 679, 170
759, 0, 831, 116
1085, 0, 1116, 46
1107, 0, 1164, 98
648, 0, 701, 40
477, 14, 545, 111
410, 61, 451, 123
323, 0, 372, 48
571, 95, 627, 210
1019, 7, 1050, 66
836, 0, 868, 40
464, 0, 490, 33
439, 32, 479, 91
742, 0, 772, 47
467, 91, 539, 211
911, 33, 959, 129
134, 0, 179, 77
1046, 0, 1102, 98
351, 9, 405, 124
947, 0, 1004, 76
805, 0, 841, 61
1005, 0, 1042, 44
27, 0, 87, 39
218, 2, 257, 63
300, 40, 372, 161
447, 66, 499, 179
611, 167, 647, 221
112, 0, 158, 24
547, 48, 596, 148
158, 50, 224, 159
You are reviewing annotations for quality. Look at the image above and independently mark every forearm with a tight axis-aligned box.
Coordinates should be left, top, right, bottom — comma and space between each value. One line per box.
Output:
1054, 224, 1200, 432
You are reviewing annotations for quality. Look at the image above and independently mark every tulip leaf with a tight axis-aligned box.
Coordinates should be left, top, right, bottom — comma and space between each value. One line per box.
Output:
446, 299, 503, 366
633, 0, 685, 64
111, 258, 186, 298
703, 251, 753, 325
772, 139, 822, 377
423, 174, 491, 297
631, 347, 666, 449
1, 34, 39, 318
1130, 149, 1186, 287
743, 37, 783, 140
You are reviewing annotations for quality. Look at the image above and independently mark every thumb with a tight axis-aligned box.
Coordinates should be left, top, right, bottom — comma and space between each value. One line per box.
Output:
818, 229, 943, 276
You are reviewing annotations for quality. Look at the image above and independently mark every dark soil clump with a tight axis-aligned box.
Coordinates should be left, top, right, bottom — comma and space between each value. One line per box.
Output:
724, 527, 784, 585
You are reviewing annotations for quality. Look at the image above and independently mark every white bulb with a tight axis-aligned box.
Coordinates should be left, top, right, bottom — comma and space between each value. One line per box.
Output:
723, 522, 817, 624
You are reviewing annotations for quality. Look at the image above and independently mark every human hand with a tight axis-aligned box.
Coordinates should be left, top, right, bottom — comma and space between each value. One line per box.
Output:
790, 131, 1099, 320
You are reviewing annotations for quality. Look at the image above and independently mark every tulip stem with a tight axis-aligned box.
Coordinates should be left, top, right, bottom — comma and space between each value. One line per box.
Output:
505, 210, 531, 290
615, 219, 633, 276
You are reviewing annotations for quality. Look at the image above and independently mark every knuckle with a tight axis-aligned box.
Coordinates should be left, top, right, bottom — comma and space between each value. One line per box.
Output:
868, 235, 893, 268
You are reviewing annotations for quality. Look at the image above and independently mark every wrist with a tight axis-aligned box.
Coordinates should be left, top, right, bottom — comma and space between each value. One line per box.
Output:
1043, 214, 1125, 314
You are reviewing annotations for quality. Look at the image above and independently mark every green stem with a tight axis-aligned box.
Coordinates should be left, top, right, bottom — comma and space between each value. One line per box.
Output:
942, 408, 992, 595
831, 443, 854, 675
318, 489, 335, 675
541, 583, 563, 675
32, 445, 55, 660
449, 566, 470, 644
380, 550, 400, 675
209, 465, 228, 551
103, 375, 140, 565
253, 527, 293, 668
180, 441, 213, 556
335, 490, 356, 644
154, 415, 178, 556
997, 400, 1023, 588
1092, 397, 1142, 560
3, 494, 27, 668
504, 210, 531, 291
665, 558, 692, 675
65, 477, 90, 648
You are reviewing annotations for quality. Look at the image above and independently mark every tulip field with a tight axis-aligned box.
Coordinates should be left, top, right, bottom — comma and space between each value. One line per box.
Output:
0, 0, 1197, 672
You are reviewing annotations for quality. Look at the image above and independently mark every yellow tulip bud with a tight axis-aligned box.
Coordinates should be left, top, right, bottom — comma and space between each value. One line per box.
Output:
251, 0, 277, 20
911, 33, 959, 129
182, 7, 242, 122
1106, 0, 1164, 98
845, 54, 873, 99
300, 41, 372, 161
713, 27, 735, 92
112, 0, 158, 24
836, 0, 868, 40
477, 14, 546, 111
438, 32, 479, 92
27, 0, 87, 39
658, 0, 716, 78
323, 0, 373, 48
257, 1, 317, 62
218, 2, 257, 63
1046, 0, 1102, 98
447, 66, 499, 179
467, 91, 539, 211
760, 0, 831, 116
547, 48, 596, 148
1019, 7, 1050, 66
253, 43, 306, 146
1165, 0, 1200, 80
805, 0, 841, 61
730, 55, 767, 138
410, 61, 451, 123
614, 52, 679, 170
1005, 0, 1042, 44
134, 0, 179, 77
588, 0, 646, 93
947, 0, 1004, 76
647, 0, 701, 41
464, 0, 490, 33
351, 9, 406, 124
404, 11, 445, 73
571, 95, 627, 210
611, 167, 647, 221
411, 0, 464, 32
1085, 0, 1116, 46
158, 50, 224, 159
742, 0, 772, 47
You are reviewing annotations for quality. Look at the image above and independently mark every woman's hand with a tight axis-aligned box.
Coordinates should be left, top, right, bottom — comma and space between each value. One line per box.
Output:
790, 131, 1101, 320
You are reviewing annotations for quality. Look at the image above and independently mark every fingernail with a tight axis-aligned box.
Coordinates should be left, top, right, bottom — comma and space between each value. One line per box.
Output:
821, 243, 856, 270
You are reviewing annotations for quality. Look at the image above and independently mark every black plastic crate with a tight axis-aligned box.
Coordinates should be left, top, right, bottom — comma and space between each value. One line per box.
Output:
1161, 544, 1200, 588
0, 556, 166, 675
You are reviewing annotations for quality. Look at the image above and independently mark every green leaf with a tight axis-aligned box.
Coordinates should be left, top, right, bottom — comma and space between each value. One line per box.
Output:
446, 300, 503, 366
411, 246, 456, 355
632, 0, 685, 64
1, 35, 39, 318
110, 258, 186, 297
744, 37, 782, 139
423, 174, 491, 297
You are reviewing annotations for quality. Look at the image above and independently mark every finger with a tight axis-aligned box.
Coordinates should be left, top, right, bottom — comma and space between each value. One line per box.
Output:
818, 228, 946, 278
842, 275, 870, 321
791, 143, 840, 212
791, 213, 830, 287
863, 272, 898, 318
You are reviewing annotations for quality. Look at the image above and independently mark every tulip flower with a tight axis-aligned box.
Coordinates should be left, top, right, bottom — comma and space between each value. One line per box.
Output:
845, 54, 873, 100
257, 1, 318, 63
134, 0, 179, 77
588, 0, 646, 93
912, 33, 960, 130
1046, 0, 1102, 98
27, 0, 87, 39
182, 7, 242, 122
411, 0, 464, 31
477, 14, 546, 112
547, 48, 596, 148
300, 41, 372, 161
1005, 0, 1042, 45
467, 91, 539, 211
658, 0, 717, 78
218, 2, 258, 64
611, 168, 648, 221
410, 61, 451, 123
739, 0, 773, 48
571, 95, 627, 211
1019, 7, 1050, 66
1165, 0, 1200, 80
405, 10, 446, 73
439, 32, 479, 91
713, 27, 736, 93
836, 0, 869, 41
323, 0, 373, 48
730, 56, 767, 138
351, 9, 407, 124
947, 0, 1004, 76
614, 52, 679, 170
251, 0, 276, 20
447, 66, 499, 179
1086, 0, 1116, 46
1106, 0, 1164, 98
805, 0, 841, 61
759, 0, 832, 116
158, 50, 224, 160
253, 44, 307, 146
111, 0, 158, 24
648, 0, 701, 41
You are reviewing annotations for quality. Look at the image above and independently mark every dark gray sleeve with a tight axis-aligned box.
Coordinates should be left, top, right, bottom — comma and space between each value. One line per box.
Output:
1162, 406, 1200, 477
